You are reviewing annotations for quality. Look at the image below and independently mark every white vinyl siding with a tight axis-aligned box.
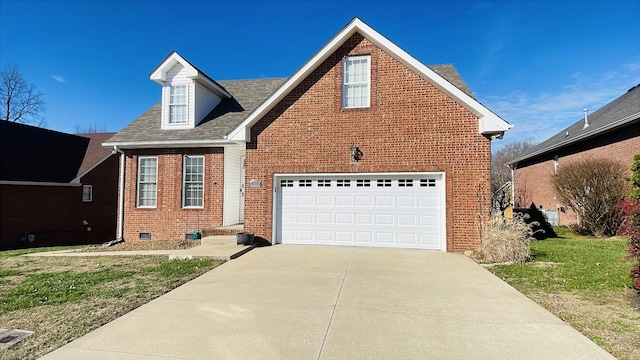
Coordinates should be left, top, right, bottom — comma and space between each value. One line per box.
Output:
223, 145, 245, 226
161, 63, 193, 129
343, 55, 370, 108
183, 155, 204, 208
169, 85, 187, 124
137, 157, 157, 207
194, 82, 222, 125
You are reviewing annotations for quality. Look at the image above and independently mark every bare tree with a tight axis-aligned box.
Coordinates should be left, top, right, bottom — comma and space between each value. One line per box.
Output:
491, 139, 537, 213
552, 157, 628, 236
0, 63, 46, 125
75, 122, 108, 134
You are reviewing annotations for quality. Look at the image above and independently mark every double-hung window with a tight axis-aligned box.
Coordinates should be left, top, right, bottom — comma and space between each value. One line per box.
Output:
137, 156, 157, 207
169, 85, 187, 124
183, 155, 204, 208
343, 55, 370, 108
82, 185, 92, 202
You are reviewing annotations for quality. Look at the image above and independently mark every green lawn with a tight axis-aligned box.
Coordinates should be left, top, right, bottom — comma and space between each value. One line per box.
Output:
0, 247, 223, 360
490, 231, 640, 360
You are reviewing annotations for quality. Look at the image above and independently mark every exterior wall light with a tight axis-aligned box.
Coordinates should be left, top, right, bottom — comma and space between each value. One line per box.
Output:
350, 144, 363, 162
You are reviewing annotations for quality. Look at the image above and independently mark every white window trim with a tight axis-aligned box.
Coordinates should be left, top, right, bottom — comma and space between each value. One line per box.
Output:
182, 155, 205, 208
162, 82, 192, 130
342, 55, 371, 108
82, 185, 92, 202
169, 84, 188, 124
137, 156, 158, 208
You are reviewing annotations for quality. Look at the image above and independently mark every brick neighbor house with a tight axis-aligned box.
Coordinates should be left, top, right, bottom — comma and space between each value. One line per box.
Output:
0, 121, 118, 249
508, 84, 640, 226
103, 18, 511, 252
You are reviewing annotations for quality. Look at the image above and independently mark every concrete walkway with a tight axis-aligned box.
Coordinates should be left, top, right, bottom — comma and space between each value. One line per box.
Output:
39, 246, 614, 360
27, 236, 255, 261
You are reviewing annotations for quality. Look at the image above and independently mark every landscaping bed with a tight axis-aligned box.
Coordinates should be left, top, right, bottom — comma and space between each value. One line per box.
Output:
83, 239, 201, 252
489, 232, 640, 360
0, 248, 222, 360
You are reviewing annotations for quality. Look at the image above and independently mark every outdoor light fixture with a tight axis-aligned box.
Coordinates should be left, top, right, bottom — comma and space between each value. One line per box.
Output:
350, 144, 363, 162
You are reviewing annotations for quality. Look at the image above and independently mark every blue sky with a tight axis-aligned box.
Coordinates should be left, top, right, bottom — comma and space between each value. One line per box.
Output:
1, 0, 639, 150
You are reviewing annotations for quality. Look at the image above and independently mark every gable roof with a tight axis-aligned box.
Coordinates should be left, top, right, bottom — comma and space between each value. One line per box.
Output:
150, 51, 232, 98
227, 17, 511, 141
0, 121, 89, 183
74, 132, 117, 180
509, 83, 640, 165
103, 78, 287, 149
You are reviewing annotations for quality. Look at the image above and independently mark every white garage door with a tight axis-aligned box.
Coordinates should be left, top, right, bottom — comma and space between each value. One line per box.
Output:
276, 173, 445, 250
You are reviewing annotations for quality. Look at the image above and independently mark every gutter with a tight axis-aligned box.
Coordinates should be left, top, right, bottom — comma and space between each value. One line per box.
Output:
102, 139, 237, 150
509, 112, 639, 166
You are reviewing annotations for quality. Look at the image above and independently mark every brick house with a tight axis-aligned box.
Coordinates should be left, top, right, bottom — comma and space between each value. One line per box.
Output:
104, 18, 511, 252
509, 84, 640, 226
0, 121, 118, 249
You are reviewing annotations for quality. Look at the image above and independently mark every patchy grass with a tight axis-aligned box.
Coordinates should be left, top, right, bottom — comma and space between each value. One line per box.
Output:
490, 231, 640, 360
0, 247, 222, 360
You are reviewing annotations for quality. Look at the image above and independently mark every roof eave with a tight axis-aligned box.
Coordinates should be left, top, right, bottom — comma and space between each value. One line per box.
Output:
102, 139, 236, 150
227, 17, 511, 141
509, 113, 640, 165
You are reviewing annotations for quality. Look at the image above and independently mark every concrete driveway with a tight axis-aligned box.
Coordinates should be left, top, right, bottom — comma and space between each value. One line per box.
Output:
40, 246, 614, 359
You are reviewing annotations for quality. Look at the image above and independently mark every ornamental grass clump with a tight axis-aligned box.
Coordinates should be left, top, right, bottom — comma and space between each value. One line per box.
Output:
478, 214, 534, 263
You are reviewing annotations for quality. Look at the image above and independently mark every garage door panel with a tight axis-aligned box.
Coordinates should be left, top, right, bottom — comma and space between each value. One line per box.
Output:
316, 213, 333, 224
317, 195, 333, 206
376, 214, 394, 225
277, 174, 443, 250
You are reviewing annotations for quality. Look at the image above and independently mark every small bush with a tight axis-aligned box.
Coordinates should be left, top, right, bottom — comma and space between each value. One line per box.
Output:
477, 214, 533, 263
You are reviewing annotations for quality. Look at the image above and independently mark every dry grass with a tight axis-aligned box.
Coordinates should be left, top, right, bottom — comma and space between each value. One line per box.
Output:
0, 254, 221, 360
475, 214, 533, 263
525, 290, 640, 359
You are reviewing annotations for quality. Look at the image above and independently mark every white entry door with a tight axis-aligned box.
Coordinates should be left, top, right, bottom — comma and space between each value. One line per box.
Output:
275, 173, 445, 250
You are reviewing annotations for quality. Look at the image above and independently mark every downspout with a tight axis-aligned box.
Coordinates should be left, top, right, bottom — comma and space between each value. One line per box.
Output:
509, 164, 515, 208
112, 146, 126, 240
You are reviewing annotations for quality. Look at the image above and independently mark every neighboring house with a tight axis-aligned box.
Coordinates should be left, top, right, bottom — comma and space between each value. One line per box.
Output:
509, 84, 640, 226
0, 121, 118, 249
103, 18, 511, 252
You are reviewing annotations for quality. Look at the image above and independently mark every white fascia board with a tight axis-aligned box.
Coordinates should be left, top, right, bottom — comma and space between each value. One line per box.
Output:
228, 17, 512, 141
102, 139, 234, 149
227, 19, 364, 141
150, 52, 231, 98
150, 52, 198, 84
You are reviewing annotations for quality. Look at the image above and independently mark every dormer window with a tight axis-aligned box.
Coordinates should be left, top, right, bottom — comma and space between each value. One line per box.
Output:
169, 85, 187, 124
151, 52, 232, 130
343, 55, 370, 108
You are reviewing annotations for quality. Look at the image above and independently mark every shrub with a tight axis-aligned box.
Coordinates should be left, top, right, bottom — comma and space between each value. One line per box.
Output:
552, 157, 628, 236
617, 154, 640, 293
477, 214, 533, 263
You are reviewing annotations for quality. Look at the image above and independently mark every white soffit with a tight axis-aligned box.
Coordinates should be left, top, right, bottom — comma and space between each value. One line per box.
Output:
227, 17, 511, 141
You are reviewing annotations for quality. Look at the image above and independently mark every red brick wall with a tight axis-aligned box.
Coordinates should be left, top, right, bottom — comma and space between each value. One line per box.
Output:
244, 34, 491, 252
514, 125, 639, 226
120, 148, 224, 241
0, 155, 118, 250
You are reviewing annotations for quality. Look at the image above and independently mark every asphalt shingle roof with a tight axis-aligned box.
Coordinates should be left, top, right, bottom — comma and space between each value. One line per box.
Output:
105, 64, 474, 146
510, 83, 640, 165
105, 78, 287, 144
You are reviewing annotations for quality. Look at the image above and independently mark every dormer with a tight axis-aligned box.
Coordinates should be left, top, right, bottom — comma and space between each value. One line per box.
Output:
150, 52, 232, 130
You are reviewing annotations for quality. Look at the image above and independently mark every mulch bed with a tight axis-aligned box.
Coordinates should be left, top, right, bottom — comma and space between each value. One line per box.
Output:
83, 239, 201, 252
